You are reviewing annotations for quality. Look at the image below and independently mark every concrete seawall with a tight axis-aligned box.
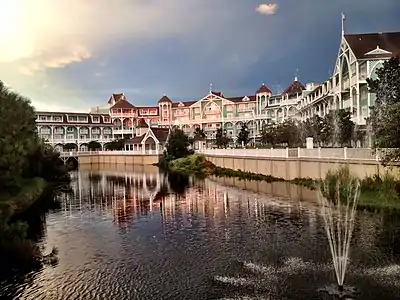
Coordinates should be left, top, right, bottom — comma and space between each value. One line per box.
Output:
79, 154, 160, 166
205, 155, 398, 180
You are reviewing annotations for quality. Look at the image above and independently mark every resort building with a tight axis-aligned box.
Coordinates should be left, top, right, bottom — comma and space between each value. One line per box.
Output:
35, 24, 400, 151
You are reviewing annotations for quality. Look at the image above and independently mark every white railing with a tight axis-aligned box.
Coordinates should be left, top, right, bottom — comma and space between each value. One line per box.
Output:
59, 150, 160, 157
112, 129, 134, 134
199, 147, 379, 161
50, 138, 114, 144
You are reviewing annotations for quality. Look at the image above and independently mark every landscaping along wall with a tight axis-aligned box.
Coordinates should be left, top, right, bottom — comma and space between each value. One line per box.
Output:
201, 148, 399, 180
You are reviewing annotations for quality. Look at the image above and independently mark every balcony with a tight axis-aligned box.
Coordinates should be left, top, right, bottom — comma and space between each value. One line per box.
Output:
110, 113, 136, 118
113, 129, 133, 135
49, 137, 114, 144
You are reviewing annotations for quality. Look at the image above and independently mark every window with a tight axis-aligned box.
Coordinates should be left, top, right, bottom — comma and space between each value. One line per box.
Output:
93, 116, 100, 123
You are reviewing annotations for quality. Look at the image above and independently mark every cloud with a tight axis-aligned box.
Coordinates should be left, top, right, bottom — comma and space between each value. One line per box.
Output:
0, 0, 230, 76
1, 0, 399, 112
256, 3, 278, 15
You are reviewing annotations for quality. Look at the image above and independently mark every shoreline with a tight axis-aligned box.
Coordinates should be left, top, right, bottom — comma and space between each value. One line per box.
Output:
167, 154, 400, 212
0, 178, 48, 218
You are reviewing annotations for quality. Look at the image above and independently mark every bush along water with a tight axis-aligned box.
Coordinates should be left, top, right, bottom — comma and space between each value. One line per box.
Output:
0, 81, 69, 276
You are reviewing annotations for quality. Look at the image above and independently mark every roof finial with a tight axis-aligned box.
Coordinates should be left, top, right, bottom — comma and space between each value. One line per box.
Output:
341, 12, 346, 36
209, 83, 213, 94
295, 68, 299, 81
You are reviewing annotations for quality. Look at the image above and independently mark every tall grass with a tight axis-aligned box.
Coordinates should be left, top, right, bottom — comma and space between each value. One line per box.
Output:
320, 166, 360, 204
361, 172, 399, 204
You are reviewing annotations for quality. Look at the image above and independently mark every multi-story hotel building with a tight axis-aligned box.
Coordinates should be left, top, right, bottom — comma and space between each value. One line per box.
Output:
35, 27, 400, 151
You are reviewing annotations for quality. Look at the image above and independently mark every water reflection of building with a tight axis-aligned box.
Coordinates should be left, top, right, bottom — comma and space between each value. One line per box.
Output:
64, 169, 168, 226
63, 168, 390, 255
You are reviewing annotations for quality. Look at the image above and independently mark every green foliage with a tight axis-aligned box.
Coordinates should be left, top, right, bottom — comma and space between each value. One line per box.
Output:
164, 128, 192, 160
0, 82, 37, 189
237, 123, 250, 146
104, 139, 125, 150
169, 153, 210, 174
304, 115, 324, 146
321, 166, 359, 203
88, 140, 102, 150
193, 127, 206, 141
260, 123, 278, 147
276, 119, 301, 147
0, 81, 65, 274
213, 167, 285, 182
23, 141, 70, 183
361, 172, 400, 203
63, 143, 78, 151
215, 128, 230, 148
320, 109, 355, 147
367, 57, 400, 164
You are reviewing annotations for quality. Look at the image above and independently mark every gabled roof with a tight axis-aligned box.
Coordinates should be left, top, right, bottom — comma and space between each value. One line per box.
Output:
226, 95, 256, 102
256, 83, 272, 94
158, 95, 172, 103
125, 127, 170, 144
152, 128, 170, 143
344, 32, 400, 59
126, 135, 145, 144
107, 93, 125, 104
211, 91, 224, 98
110, 99, 135, 109
137, 118, 149, 128
282, 78, 305, 95
171, 101, 197, 108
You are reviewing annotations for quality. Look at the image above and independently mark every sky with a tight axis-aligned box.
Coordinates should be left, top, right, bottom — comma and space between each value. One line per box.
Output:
0, 0, 399, 112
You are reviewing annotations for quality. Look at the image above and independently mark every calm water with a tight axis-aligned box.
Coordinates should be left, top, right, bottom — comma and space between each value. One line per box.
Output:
1, 164, 400, 300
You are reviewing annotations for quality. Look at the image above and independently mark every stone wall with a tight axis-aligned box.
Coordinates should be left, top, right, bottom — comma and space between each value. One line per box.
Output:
205, 155, 399, 180
78, 154, 159, 166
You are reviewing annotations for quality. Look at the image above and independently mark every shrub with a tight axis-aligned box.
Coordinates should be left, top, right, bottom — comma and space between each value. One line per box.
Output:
320, 166, 360, 204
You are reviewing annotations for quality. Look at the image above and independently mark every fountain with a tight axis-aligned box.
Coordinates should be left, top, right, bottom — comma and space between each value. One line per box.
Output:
317, 167, 361, 298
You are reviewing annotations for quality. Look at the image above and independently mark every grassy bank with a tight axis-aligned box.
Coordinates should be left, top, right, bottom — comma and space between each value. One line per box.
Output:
0, 177, 47, 217
168, 154, 400, 211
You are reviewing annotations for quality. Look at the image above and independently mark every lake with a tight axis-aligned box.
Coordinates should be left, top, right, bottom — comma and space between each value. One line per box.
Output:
1, 164, 399, 299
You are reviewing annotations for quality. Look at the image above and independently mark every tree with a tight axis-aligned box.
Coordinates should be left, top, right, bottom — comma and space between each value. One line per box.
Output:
215, 128, 230, 148
0, 81, 38, 189
304, 115, 324, 146
276, 119, 301, 147
321, 109, 355, 147
260, 123, 278, 147
164, 128, 192, 160
104, 139, 125, 151
336, 109, 355, 147
63, 143, 78, 151
193, 127, 206, 141
353, 125, 366, 147
237, 123, 250, 147
367, 56, 400, 164
88, 141, 102, 151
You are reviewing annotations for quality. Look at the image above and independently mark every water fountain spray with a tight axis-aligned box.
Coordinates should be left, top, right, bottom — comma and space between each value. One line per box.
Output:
317, 171, 360, 295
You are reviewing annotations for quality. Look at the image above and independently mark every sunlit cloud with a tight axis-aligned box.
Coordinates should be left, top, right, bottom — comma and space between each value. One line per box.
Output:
256, 3, 278, 15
